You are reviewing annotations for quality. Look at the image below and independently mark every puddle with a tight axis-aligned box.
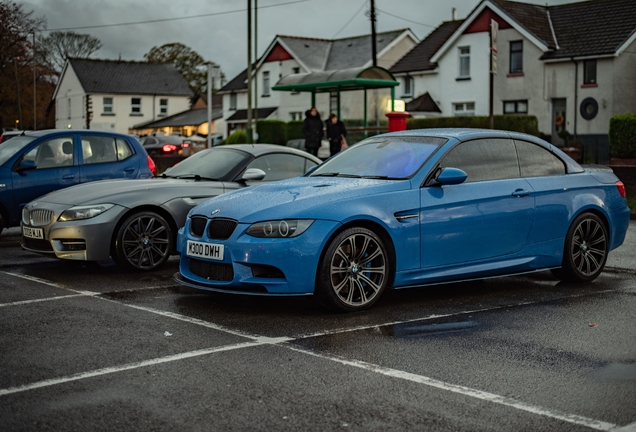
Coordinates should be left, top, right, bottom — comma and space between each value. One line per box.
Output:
381, 320, 480, 338
590, 363, 636, 381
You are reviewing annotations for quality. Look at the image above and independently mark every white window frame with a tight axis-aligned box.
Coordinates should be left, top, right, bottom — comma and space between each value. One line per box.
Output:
263, 71, 270, 96
503, 100, 528, 114
290, 112, 302, 121
230, 93, 237, 110
458, 46, 471, 78
159, 98, 168, 115
131, 97, 142, 114
403, 76, 413, 97
103, 97, 113, 114
453, 102, 475, 116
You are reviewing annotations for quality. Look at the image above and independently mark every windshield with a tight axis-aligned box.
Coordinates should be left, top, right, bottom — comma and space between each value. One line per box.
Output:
310, 136, 446, 179
163, 148, 249, 180
0, 136, 36, 166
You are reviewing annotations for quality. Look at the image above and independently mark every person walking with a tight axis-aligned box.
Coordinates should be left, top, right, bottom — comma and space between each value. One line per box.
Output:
302, 107, 323, 156
325, 113, 347, 157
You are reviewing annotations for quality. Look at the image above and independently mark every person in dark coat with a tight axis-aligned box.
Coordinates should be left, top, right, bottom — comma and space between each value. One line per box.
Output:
302, 107, 323, 156
325, 113, 347, 157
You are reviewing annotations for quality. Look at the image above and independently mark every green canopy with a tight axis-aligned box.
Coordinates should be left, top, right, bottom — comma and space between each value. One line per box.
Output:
272, 66, 398, 93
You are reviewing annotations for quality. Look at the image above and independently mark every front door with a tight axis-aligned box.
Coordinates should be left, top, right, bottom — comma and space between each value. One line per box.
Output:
551, 98, 567, 147
420, 138, 535, 268
10, 135, 79, 221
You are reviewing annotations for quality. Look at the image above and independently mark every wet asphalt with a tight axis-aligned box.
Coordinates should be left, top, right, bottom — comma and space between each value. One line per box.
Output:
0, 223, 635, 431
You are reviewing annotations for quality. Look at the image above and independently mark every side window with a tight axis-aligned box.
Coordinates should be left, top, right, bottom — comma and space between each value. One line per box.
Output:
116, 138, 133, 161
305, 158, 318, 172
440, 138, 519, 183
515, 140, 566, 177
23, 136, 74, 169
81, 135, 118, 165
246, 154, 306, 182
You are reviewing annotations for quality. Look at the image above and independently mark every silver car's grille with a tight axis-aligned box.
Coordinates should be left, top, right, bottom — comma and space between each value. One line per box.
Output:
29, 209, 54, 226
22, 208, 29, 225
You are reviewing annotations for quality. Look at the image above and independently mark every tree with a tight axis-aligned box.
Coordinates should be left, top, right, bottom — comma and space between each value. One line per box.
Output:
144, 43, 224, 95
0, 0, 52, 130
38, 31, 102, 75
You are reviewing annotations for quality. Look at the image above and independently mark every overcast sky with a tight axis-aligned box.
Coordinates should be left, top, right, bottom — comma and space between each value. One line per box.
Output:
23, 0, 574, 81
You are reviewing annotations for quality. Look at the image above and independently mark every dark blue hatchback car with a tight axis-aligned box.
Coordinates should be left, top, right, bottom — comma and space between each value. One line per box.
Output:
0, 130, 155, 234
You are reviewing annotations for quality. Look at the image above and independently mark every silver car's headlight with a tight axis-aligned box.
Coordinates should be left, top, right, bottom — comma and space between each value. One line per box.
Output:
246, 220, 314, 238
58, 204, 114, 221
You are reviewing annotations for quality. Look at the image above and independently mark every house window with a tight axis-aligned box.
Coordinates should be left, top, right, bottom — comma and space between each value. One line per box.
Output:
292, 67, 300, 74
453, 102, 475, 116
131, 98, 141, 114
68, 98, 71, 119
263, 71, 270, 96
230, 93, 237, 110
159, 99, 168, 115
510, 41, 523, 73
290, 112, 302, 121
458, 47, 470, 78
503, 100, 528, 114
103, 97, 113, 114
403, 76, 413, 97
584, 60, 597, 85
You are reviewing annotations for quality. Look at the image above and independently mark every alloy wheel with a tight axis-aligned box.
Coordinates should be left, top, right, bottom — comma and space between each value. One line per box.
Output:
571, 217, 607, 277
121, 214, 171, 270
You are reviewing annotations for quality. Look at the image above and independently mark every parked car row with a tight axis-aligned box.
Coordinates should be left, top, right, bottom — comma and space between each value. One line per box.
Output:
140, 134, 223, 156
9, 128, 631, 311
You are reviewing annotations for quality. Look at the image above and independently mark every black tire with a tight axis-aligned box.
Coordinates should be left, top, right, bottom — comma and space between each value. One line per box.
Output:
315, 227, 389, 312
113, 211, 172, 271
551, 213, 608, 283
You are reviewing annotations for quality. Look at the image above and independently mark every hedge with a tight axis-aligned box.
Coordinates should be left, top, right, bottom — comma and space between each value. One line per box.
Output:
406, 115, 540, 136
285, 120, 304, 141
256, 120, 286, 145
609, 112, 636, 158
226, 130, 247, 144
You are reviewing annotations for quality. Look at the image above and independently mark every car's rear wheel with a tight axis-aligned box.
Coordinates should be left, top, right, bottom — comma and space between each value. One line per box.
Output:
551, 213, 608, 283
316, 227, 389, 312
113, 211, 172, 271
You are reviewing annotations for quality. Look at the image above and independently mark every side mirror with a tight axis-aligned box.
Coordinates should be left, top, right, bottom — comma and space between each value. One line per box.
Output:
436, 167, 467, 186
18, 159, 37, 172
242, 168, 266, 182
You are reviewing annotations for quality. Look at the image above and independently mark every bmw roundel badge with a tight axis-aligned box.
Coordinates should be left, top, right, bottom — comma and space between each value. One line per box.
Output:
211, 209, 220, 216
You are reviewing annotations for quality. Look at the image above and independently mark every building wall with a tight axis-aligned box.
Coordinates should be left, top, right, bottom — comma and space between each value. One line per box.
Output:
613, 38, 636, 117
55, 66, 86, 130
376, 35, 418, 70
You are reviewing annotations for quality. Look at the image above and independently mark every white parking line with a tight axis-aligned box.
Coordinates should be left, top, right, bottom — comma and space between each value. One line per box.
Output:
286, 345, 619, 431
0, 340, 264, 397
0, 271, 628, 429
0, 294, 85, 308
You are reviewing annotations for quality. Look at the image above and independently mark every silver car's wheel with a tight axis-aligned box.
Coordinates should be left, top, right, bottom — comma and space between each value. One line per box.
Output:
316, 227, 389, 311
114, 211, 172, 271
552, 213, 608, 283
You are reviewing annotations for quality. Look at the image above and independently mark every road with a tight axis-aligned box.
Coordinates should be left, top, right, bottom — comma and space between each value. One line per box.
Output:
1, 223, 635, 431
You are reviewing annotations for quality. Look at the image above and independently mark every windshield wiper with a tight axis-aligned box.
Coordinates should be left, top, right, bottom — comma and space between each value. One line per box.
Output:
361, 175, 404, 180
336, 174, 361, 178
175, 174, 220, 181
312, 172, 339, 177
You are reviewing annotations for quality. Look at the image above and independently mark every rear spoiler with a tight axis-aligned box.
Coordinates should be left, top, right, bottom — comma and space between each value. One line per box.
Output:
582, 164, 613, 173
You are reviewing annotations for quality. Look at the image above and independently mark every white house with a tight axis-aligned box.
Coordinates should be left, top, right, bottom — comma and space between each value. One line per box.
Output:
53, 59, 193, 135
390, 0, 636, 158
218, 29, 419, 138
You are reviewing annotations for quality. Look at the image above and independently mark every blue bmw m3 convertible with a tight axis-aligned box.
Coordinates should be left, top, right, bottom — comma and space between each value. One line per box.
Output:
174, 129, 630, 311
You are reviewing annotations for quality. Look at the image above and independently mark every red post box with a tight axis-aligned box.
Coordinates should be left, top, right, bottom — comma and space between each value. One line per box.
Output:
386, 111, 409, 132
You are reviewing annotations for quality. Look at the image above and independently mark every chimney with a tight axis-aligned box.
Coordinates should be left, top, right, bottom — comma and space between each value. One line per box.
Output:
452, 7, 457, 21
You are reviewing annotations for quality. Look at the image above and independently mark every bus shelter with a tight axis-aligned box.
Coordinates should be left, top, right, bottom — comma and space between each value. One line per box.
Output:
272, 66, 399, 138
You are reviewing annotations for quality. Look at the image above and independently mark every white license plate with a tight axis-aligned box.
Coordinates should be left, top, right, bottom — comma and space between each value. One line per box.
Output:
186, 240, 224, 260
23, 226, 44, 239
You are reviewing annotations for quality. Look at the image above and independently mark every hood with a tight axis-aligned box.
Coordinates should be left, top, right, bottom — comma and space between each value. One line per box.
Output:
192, 176, 411, 223
37, 178, 223, 206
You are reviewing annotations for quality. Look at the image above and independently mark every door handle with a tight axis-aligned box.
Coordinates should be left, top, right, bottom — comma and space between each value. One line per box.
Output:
62, 174, 75, 180
511, 189, 530, 197
124, 167, 135, 172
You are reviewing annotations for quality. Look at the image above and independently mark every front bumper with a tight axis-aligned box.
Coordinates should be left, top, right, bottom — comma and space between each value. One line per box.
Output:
20, 202, 128, 261
175, 218, 341, 295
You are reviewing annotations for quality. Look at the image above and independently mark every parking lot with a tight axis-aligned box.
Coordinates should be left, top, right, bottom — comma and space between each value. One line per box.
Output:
1, 222, 635, 431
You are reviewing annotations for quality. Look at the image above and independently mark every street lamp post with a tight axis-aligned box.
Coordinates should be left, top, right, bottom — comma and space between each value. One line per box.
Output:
207, 64, 221, 149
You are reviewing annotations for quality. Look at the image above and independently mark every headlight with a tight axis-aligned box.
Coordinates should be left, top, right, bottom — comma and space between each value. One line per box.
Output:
58, 204, 114, 221
246, 220, 314, 238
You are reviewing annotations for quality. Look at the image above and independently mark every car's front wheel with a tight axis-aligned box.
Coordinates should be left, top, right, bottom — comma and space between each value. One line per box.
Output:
316, 227, 389, 312
113, 211, 172, 271
552, 213, 608, 283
